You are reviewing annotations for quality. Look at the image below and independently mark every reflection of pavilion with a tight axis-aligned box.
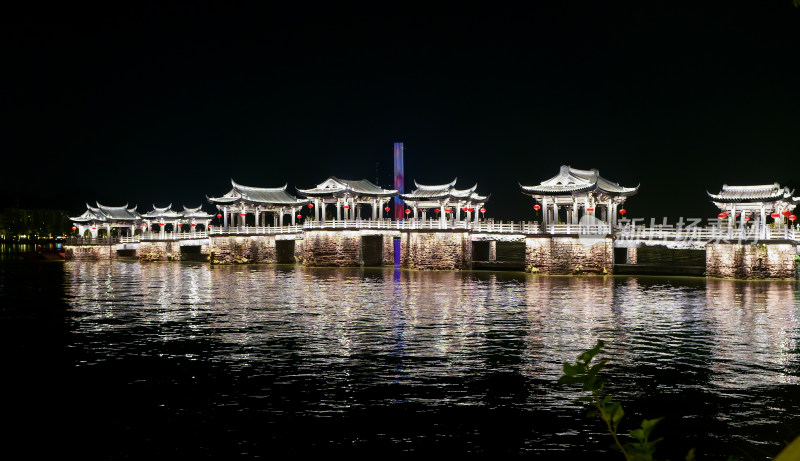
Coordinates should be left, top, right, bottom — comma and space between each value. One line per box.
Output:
520, 165, 638, 227
398, 179, 489, 225
70, 203, 141, 238
207, 180, 309, 228
708, 183, 798, 239
296, 177, 397, 222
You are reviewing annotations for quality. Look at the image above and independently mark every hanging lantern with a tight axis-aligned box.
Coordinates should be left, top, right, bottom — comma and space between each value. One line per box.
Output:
177, 223, 182, 227
468, 207, 474, 212
343, 205, 350, 210
771, 212, 780, 219
404, 209, 411, 215
191, 223, 196, 227
586, 207, 594, 213
744, 216, 751, 221
619, 209, 626, 215
445, 208, 452, 213
790, 215, 797, 222
461, 207, 468, 212
240, 213, 246, 217
297, 214, 302, 219
308, 203, 314, 209
717, 212, 727, 219
384, 206, 390, 213
142, 223, 147, 227
160, 223, 165, 227
92, 227, 96, 230
71, 226, 76, 231
216, 214, 222, 219
533, 204, 541, 212
782, 210, 791, 217
480, 207, 486, 214
434, 208, 440, 214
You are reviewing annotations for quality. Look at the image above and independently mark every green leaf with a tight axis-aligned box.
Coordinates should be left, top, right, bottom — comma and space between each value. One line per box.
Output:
774, 435, 800, 461
685, 448, 696, 461
562, 362, 583, 376
612, 404, 625, 425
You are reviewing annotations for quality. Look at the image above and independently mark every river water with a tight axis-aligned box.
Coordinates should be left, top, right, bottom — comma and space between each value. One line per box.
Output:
2, 259, 799, 459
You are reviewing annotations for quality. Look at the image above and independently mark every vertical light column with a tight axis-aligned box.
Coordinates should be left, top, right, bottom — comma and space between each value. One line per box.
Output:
393, 142, 404, 220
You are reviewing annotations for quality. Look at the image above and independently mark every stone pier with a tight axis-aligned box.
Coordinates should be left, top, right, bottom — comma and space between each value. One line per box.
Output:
705, 242, 797, 279
400, 231, 472, 270
525, 236, 613, 274
64, 244, 116, 260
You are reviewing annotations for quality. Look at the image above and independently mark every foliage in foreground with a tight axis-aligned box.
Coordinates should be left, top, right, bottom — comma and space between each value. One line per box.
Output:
558, 340, 800, 461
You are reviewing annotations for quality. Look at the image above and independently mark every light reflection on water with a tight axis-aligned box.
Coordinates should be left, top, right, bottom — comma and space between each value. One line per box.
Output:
62, 261, 800, 458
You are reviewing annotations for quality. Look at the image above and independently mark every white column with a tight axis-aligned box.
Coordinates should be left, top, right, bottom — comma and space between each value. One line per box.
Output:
336, 201, 341, 221
223, 207, 228, 228
542, 196, 548, 228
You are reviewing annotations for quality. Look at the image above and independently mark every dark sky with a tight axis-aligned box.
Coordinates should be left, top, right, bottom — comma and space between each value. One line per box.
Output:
3, 4, 799, 221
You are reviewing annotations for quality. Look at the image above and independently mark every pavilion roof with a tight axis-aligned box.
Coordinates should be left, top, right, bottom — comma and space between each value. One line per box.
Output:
399, 178, 489, 202
208, 180, 309, 207
520, 165, 638, 197
181, 205, 215, 219
70, 202, 140, 222
296, 177, 397, 198
707, 183, 797, 203
141, 204, 184, 219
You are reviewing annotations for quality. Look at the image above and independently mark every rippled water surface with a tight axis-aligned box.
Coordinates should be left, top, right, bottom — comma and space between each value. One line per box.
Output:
3, 260, 800, 459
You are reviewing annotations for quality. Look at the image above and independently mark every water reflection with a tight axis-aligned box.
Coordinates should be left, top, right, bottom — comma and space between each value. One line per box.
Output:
60, 262, 800, 457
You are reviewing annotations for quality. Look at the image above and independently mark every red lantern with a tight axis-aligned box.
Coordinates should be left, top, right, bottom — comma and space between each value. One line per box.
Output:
404, 209, 411, 215
142, 223, 147, 227
791, 215, 797, 222
216, 214, 222, 219
384, 206, 390, 213
619, 209, 626, 215
461, 207, 468, 212
434, 208, 440, 214
71, 226, 76, 231
92, 227, 96, 230
178, 223, 182, 227
771, 213, 780, 219
160, 223, 165, 226
745, 216, 751, 221
240, 213, 245, 217
533, 204, 541, 212
343, 205, 350, 210
445, 208, 452, 213
782, 210, 791, 216
308, 203, 313, 209
297, 214, 302, 219
717, 212, 727, 219
586, 207, 594, 213
468, 207, 474, 212
191, 223, 196, 227
480, 208, 486, 214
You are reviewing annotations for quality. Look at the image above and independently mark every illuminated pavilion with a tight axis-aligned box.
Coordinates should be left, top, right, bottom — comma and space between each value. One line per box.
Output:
708, 183, 798, 237
398, 179, 489, 225
520, 165, 638, 227
296, 177, 397, 221
70, 203, 141, 238
140, 204, 214, 237
207, 180, 309, 228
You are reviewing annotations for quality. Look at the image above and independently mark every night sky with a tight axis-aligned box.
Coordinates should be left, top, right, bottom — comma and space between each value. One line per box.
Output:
3, 4, 798, 221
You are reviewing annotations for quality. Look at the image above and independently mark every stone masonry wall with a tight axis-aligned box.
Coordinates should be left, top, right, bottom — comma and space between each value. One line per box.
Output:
401, 231, 471, 270
138, 241, 181, 262
64, 245, 115, 260
706, 242, 797, 279
302, 231, 362, 267
525, 236, 613, 274
208, 236, 276, 264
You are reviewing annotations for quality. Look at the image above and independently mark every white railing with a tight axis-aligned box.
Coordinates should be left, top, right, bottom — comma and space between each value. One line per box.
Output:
208, 226, 303, 235
110, 222, 800, 243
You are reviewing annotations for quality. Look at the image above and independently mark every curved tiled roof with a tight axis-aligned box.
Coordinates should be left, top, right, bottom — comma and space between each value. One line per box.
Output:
707, 183, 797, 203
520, 165, 638, 197
296, 177, 397, 198
208, 180, 309, 206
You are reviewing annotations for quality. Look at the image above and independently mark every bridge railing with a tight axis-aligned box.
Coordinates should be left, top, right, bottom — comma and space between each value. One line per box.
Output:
64, 237, 121, 245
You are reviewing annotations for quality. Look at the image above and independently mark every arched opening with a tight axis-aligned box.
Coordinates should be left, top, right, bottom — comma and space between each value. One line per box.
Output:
195, 223, 206, 231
